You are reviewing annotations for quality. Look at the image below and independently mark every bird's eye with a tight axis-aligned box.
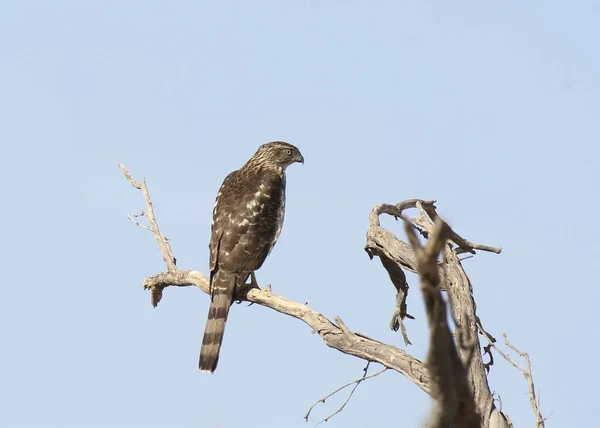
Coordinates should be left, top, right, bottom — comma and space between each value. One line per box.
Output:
285, 149, 292, 155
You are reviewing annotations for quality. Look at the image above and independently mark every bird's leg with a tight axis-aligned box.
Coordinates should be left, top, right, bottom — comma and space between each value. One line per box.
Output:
235, 272, 262, 303
248, 272, 260, 289
250, 271, 272, 292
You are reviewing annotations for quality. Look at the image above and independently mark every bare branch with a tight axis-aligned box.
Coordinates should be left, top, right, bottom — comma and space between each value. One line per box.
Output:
121, 165, 518, 428
404, 217, 481, 428
127, 214, 153, 232
119, 163, 143, 189
142, 269, 432, 392
367, 200, 438, 228
365, 224, 418, 274
120, 164, 431, 394
483, 333, 546, 427
373, 247, 413, 345
304, 362, 388, 424
119, 163, 177, 272
365, 200, 501, 351
418, 203, 501, 255
368, 200, 501, 255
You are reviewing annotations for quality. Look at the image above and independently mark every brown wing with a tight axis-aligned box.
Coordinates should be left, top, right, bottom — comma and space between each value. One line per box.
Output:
201, 167, 285, 372
209, 167, 285, 281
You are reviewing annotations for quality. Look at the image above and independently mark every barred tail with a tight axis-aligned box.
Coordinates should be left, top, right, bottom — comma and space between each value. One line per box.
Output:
199, 271, 237, 373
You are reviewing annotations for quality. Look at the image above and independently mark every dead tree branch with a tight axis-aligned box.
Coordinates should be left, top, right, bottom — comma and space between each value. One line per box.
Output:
141, 268, 431, 392
304, 362, 388, 424
364, 200, 502, 350
119, 164, 431, 398
366, 200, 510, 427
483, 333, 546, 427
127, 210, 152, 232
119, 163, 177, 271
403, 217, 481, 428
121, 163, 520, 428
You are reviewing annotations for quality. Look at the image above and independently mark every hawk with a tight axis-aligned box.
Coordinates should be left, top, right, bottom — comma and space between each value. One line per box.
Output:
199, 141, 304, 373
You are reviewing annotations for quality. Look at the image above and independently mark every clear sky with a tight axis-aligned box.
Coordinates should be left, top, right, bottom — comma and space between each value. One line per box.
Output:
1, 1, 598, 427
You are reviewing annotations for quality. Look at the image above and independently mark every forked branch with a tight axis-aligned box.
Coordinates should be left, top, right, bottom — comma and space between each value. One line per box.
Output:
483, 333, 546, 427
304, 362, 388, 424
119, 163, 177, 272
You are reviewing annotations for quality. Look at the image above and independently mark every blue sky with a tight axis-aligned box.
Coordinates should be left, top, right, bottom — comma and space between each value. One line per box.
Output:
1, 1, 599, 427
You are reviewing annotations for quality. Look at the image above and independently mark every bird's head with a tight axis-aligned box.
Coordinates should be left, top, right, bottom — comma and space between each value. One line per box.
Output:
252, 141, 304, 171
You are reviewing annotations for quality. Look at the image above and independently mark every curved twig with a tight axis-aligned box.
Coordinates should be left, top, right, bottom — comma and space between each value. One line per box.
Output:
483, 333, 546, 427
304, 362, 388, 424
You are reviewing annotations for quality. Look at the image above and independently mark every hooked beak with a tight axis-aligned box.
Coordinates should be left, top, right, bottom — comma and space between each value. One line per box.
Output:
297, 153, 305, 164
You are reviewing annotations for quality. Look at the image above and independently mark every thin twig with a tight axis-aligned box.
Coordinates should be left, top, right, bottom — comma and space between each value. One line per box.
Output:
502, 334, 546, 428
303, 362, 388, 424
119, 163, 177, 272
483, 333, 546, 427
127, 214, 153, 231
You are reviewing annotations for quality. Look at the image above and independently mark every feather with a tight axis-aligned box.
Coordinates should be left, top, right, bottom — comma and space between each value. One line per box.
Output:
200, 141, 303, 372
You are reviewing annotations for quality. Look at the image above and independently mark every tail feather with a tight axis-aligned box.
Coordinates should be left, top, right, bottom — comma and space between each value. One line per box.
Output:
199, 271, 237, 373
